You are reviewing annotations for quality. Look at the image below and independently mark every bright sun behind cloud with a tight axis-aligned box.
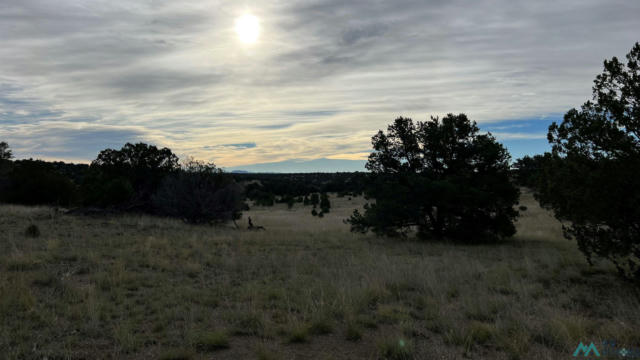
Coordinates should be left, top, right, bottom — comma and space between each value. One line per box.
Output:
235, 14, 260, 44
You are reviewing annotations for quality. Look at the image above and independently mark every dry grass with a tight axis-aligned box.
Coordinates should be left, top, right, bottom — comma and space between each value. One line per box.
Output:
0, 190, 639, 359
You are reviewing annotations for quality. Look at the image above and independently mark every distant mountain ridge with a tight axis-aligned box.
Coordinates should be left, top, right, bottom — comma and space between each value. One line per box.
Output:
225, 158, 367, 173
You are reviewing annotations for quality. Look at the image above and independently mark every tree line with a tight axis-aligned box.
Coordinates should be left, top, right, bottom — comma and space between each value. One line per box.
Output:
0, 143, 362, 221
0, 142, 244, 224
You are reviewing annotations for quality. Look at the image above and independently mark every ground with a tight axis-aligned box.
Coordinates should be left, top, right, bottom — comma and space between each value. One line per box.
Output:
1, 190, 639, 359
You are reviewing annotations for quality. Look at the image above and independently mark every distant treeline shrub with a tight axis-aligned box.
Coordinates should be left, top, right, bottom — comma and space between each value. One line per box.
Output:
152, 159, 244, 224
0, 142, 245, 225
0, 159, 78, 206
512, 154, 550, 188
238, 172, 365, 207
81, 142, 179, 209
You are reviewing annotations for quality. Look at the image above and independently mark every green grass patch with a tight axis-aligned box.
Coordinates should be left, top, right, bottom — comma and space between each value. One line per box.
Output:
194, 330, 230, 351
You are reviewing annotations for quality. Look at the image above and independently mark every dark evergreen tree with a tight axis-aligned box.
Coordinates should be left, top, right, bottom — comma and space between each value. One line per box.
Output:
0, 142, 11, 198
310, 193, 319, 208
3, 160, 77, 206
320, 192, 331, 213
0, 141, 12, 160
512, 154, 550, 188
82, 142, 179, 209
348, 114, 519, 241
538, 43, 640, 281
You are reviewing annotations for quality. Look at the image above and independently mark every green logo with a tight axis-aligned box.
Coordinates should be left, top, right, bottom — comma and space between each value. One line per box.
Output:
573, 342, 601, 357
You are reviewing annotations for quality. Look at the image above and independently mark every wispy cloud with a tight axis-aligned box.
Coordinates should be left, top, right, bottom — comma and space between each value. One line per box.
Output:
0, 0, 638, 168
490, 132, 547, 140
205, 142, 257, 150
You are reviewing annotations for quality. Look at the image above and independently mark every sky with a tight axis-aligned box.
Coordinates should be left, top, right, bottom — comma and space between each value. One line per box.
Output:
0, 1, 638, 172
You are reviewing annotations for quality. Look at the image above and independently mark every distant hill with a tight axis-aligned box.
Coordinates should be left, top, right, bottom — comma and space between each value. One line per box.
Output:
225, 158, 367, 173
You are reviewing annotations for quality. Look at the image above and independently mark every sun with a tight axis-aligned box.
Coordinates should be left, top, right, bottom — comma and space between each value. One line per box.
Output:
235, 14, 260, 44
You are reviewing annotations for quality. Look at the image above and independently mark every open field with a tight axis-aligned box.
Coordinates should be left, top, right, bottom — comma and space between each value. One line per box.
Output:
1, 190, 639, 359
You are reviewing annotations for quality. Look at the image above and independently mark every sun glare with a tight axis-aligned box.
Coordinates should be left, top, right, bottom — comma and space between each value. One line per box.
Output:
235, 14, 260, 44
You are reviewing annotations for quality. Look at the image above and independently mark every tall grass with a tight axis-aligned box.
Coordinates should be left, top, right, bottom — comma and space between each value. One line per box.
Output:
0, 190, 638, 359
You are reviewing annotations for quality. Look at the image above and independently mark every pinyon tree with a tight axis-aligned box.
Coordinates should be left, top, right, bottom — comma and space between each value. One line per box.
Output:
348, 114, 519, 241
539, 43, 640, 281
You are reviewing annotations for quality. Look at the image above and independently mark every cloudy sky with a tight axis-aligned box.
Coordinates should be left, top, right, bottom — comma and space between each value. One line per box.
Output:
1, 0, 638, 171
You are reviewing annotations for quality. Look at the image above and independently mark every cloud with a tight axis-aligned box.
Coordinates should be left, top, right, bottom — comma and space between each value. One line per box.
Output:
341, 23, 388, 46
0, 0, 638, 169
205, 142, 257, 149
490, 132, 547, 140
0, 121, 152, 162
285, 110, 341, 117
256, 122, 296, 130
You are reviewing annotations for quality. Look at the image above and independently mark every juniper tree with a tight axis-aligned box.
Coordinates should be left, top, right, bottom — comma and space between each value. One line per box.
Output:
348, 114, 519, 241
539, 43, 640, 281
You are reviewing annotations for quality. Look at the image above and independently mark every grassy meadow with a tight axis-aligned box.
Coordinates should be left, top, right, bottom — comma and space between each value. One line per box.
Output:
1, 189, 639, 359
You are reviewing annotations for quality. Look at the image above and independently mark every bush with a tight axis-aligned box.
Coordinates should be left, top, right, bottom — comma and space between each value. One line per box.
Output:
539, 43, 640, 281
152, 160, 244, 224
194, 331, 229, 351
310, 193, 319, 207
377, 338, 413, 360
320, 192, 331, 213
512, 154, 549, 188
348, 114, 519, 241
3, 160, 77, 206
25, 224, 40, 238
0, 141, 12, 160
82, 142, 179, 209
249, 188, 275, 207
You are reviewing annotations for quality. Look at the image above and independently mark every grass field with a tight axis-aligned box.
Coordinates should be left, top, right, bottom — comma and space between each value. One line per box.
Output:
1, 190, 639, 359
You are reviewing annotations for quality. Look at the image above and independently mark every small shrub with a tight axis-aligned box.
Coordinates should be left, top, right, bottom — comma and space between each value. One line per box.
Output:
31, 273, 59, 288
183, 263, 202, 279
158, 348, 194, 360
464, 299, 500, 322
287, 325, 309, 343
345, 322, 363, 341
25, 224, 40, 238
6, 256, 40, 271
425, 318, 447, 334
320, 192, 331, 213
376, 305, 409, 324
194, 330, 230, 351
308, 318, 333, 335
377, 338, 413, 360
228, 312, 265, 336
496, 319, 531, 360
356, 314, 378, 329
254, 344, 279, 360
469, 321, 496, 345
152, 323, 165, 334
